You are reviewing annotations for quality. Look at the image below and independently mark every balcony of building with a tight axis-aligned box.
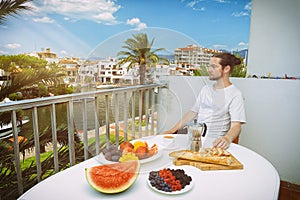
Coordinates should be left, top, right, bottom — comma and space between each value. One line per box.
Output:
1, 75, 299, 199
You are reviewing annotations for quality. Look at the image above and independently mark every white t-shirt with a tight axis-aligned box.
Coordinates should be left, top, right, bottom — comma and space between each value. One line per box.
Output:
191, 84, 246, 138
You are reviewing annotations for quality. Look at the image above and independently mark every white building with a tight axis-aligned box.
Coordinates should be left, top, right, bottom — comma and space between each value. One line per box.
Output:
174, 44, 222, 68
122, 68, 139, 85
58, 59, 80, 84
78, 58, 130, 84
78, 58, 178, 85
25, 48, 60, 65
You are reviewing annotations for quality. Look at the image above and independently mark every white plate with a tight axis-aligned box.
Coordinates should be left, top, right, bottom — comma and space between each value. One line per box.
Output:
97, 150, 162, 165
162, 144, 180, 150
147, 173, 194, 195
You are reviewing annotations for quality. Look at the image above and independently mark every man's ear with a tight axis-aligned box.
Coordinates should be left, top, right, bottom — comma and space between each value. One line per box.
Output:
224, 65, 231, 73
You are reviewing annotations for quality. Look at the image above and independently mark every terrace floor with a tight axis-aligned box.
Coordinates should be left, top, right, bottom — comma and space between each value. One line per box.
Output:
279, 181, 300, 200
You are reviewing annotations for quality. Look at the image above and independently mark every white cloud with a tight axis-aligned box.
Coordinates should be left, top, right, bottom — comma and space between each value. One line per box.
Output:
136, 23, 147, 30
126, 18, 147, 30
126, 18, 141, 26
187, 1, 197, 8
238, 41, 248, 48
238, 42, 247, 46
32, 0, 121, 24
94, 12, 116, 24
193, 7, 205, 11
60, 50, 68, 55
63, 17, 77, 23
186, 0, 206, 11
245, 2, 252, 11
5, 43, 21, 49
214, 0, 228, 3
232, 11, 249, 17
232, 1, 251, 17
212, 44, 227, 49
33, 16, 55, 23
0, 50, 8, 55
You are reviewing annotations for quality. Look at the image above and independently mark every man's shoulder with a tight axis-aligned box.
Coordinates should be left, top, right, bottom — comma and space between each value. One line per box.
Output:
228, 84, 243, 96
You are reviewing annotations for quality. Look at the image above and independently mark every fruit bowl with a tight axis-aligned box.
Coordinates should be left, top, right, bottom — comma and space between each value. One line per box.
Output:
97, 140, 161, 164
97, 150, 162, 164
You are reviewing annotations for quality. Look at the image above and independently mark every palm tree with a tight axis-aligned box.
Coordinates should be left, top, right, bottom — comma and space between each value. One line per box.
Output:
117, 33, 169, 84
0, 0, 32, 25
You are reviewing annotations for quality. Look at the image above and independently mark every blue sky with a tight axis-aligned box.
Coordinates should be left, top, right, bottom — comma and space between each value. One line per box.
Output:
0, 0, 251, 59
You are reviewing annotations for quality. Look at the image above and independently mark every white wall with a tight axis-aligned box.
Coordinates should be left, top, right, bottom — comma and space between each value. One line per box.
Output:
158, 0, 300, 184
247, 0, 300, 78
158, 76, 300, 184
235, 78, 300, 184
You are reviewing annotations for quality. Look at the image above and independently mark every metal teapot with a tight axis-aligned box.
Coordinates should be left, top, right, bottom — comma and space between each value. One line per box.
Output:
186, 119, 207, 151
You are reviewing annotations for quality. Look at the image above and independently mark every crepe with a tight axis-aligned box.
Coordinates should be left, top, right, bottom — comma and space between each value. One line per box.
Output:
169, 148, 232, 166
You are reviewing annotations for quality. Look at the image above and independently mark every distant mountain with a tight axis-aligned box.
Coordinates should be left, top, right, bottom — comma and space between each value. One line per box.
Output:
157, 54, 174, 62
217, 49, 248, 58
234, 49, 248, 59
83, 50, 248, 64
218, 49, 229, 53
216, 49, 248, 65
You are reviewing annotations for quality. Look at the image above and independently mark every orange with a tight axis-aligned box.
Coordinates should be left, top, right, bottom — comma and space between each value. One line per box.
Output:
133, 141, 146, 152
120, 141, 134, 151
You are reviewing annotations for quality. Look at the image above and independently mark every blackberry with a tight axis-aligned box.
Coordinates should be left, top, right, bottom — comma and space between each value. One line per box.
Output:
168, 168, 192, 189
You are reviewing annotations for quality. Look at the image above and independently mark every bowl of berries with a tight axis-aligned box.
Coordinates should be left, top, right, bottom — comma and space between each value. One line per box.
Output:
147, 168, 193, 194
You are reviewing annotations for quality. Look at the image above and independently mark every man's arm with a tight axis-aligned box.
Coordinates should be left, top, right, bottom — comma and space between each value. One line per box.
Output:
213, 121, 242, 149
164, 111, 198, 134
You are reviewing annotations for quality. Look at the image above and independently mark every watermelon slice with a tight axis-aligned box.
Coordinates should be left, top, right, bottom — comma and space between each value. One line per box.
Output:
85, 160, 140, 193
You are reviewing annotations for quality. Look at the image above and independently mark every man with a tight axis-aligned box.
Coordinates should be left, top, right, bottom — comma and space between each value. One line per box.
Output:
164, 52, 246, 149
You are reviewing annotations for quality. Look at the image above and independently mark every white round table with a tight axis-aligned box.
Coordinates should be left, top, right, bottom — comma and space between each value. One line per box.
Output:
18, 134, 280, 200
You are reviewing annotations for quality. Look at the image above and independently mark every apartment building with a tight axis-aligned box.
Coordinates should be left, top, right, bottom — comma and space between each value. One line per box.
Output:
174, 44, 222, 68
58, 58, 80, 84
78, 58, 129, 84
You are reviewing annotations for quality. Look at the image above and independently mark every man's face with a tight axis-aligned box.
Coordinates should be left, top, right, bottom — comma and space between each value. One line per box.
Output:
208, 57, 224, 81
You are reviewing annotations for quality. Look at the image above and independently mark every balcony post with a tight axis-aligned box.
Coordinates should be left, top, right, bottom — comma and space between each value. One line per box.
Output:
32, 106, 42, 182
12, 110, 23, 195
50, 103, 59, 173
67, 101, 75, 166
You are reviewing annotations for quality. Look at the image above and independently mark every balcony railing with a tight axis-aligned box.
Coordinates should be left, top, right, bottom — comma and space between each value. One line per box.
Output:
0, 83, 167, 196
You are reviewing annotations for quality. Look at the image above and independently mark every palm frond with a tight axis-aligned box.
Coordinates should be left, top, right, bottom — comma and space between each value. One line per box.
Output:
0, 68, 65, 100
0, 0, 33, 25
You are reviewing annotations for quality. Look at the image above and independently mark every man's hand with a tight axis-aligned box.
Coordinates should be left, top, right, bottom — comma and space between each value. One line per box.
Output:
213, 135, 231, 149
214, 122, 242, 149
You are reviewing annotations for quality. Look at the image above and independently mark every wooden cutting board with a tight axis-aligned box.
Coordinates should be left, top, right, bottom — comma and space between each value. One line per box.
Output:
173, 155, 243, 171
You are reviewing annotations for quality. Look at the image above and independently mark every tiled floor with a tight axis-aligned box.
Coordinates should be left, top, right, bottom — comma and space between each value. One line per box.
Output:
279, 181, 300, 200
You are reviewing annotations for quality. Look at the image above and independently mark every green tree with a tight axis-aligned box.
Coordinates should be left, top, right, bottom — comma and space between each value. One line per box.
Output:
0, 55, 66, 102
194, 66, 209, 76
0, 54, 47, 71
117, 33, 169, 84
230, 53, 247, 78
0, 0, 32, 25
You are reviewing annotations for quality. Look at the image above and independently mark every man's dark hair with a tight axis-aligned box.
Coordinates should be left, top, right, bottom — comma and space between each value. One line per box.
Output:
213, 52, 241, 73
